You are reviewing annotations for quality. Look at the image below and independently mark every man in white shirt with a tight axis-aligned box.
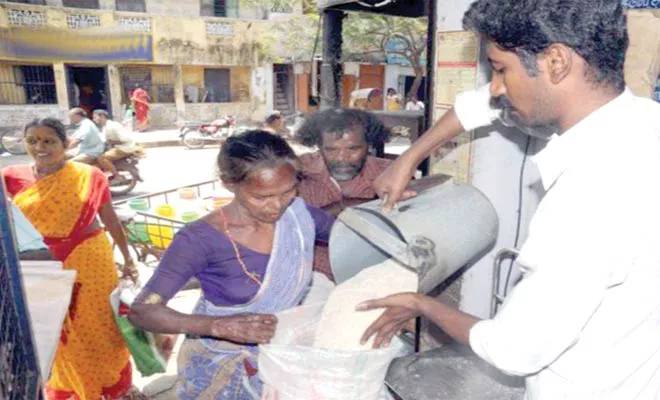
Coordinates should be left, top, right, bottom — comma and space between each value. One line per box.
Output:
93, 109, 143, 178
359, 0, 660, 399
405, 96, 425, 112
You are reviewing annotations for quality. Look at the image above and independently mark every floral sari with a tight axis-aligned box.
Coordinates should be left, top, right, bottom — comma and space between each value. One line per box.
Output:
3, 162, 131, 400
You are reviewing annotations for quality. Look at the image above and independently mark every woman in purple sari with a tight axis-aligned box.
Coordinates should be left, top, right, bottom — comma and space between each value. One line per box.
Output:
129, 130, 335, 399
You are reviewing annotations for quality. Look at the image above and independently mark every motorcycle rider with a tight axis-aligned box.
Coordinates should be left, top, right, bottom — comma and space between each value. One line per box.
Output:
67, 107, 105, 164
263, 110, 284, 135
93, 109, 144, 179
201, 115, 235, 135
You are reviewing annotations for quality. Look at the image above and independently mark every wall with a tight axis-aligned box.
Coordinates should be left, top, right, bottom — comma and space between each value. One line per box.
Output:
0, 105, 66, 128
146, 0, 200, 17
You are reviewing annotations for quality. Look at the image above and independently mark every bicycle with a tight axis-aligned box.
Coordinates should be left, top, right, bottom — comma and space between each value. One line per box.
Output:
0, 128, 27, 155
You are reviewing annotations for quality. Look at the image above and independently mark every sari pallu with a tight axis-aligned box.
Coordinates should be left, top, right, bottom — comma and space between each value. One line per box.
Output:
176, 198, 315, 400
3, 162, 131, 400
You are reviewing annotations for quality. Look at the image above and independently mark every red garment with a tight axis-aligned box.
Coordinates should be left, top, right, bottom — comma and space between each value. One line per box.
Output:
131, 88, 150, 128
298, 152, 391, 281
2, 163, 111, 261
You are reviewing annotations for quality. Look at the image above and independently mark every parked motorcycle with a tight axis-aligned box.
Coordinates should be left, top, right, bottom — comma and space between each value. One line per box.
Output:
178, 116, 238, 150
98, 155, 143, 197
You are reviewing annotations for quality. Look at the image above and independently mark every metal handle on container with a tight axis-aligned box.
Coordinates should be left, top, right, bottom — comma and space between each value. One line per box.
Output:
491, 248, 519, 318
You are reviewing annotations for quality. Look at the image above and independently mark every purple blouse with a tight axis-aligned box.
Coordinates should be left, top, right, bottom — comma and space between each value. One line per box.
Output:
144, 204, 335, 306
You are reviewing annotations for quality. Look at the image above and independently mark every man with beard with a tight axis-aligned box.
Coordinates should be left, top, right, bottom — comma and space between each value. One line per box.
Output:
359, 0, 660, 398
296, 108, 392, 280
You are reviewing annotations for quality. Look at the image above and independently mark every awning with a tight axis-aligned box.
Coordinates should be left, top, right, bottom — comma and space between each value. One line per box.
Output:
0, 26, 152, 63
317, 0, 428, 17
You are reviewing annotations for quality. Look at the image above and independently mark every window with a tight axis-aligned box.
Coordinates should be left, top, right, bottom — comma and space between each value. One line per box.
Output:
6, 0, 46, 5
200, 0, 238, 17
62, 0, 100, 9
119, 66, 175, 104
204, 69, 231, 103
0, 64, 57, 105
116, 0, 146, 12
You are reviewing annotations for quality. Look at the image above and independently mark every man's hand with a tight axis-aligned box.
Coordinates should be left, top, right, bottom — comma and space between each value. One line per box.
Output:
373, 158, 417, 213
209, 314, 278, 344
357, 292, 424, 348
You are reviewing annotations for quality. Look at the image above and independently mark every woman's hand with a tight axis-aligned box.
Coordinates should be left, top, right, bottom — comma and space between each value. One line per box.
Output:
357, 293, 424, 348
121, 258, 139, 283
210, 314, 278, 345
373, 157, 418, 213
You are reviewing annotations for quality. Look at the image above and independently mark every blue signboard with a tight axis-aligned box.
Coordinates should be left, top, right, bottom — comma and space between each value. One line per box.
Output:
0, 26, 153, 62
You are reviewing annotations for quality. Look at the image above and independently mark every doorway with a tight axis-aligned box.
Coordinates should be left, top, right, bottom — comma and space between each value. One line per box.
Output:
66, 66, 110, 118
273, 64, 294, 115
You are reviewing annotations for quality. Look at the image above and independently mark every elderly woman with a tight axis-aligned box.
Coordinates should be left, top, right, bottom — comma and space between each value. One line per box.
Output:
129, 130, 335, 399
2, 118, 137, 399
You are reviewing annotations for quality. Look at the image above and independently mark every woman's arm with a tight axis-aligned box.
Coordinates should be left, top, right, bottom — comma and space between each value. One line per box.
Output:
127, 229, 278, 344
129, 297, 276, 344
98, 202, 136, 279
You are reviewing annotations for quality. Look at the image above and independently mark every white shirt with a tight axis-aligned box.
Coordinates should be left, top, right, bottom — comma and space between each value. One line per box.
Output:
405, 100, 425, 112
103, 119, 137, 153
456, 88, 660, 399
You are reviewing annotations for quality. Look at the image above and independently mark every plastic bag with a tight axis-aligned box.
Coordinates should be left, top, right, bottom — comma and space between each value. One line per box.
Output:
109, 267, 176, 377
258, 302, 403, 400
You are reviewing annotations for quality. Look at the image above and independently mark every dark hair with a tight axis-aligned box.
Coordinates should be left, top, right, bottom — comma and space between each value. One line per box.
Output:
24, 118, 68, 145
295, 108, 391, 148
387, 88, 396, 95
93, 109, 110, 119
217, 130, 302, 184
463, 0, 628, 91
265, 111, 282, 125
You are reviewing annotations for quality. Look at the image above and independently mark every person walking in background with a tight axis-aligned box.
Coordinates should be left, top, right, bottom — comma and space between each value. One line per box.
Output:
262, 110, 285, 135
386, 88, 402, 111
406, 95, 425, 112
2, 118, 137, 399
130, 84, 151, 132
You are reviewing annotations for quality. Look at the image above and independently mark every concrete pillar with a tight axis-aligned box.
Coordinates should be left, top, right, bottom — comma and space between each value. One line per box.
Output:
320, 9, 344, 109
107, 64, 123, 119
174, 64, 185, 121
53, 63, 69, 115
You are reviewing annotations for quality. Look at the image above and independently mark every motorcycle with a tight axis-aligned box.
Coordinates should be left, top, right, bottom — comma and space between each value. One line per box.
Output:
97, 155, 144, 197
178, 116, 238, 150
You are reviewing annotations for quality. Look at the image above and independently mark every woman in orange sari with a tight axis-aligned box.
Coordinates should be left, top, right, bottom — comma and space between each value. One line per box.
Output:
2, 118, 138, 400
130, 85, 150, 132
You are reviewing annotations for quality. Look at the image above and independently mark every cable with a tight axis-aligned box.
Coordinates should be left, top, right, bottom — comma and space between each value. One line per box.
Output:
503, 135, 532, 297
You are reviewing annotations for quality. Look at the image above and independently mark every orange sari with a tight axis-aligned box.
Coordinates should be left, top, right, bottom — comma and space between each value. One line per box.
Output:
3, 162, 131, 400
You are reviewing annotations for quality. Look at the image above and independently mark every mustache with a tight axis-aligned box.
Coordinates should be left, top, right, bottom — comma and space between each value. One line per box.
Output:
328, 162, 360, 171
490, 95, 512, 111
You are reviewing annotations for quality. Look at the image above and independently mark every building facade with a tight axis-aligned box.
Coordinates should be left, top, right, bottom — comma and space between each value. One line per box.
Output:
0, 0, 302, 128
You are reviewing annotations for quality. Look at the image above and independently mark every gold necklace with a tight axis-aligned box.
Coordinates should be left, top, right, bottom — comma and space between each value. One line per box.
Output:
219, 207, 263, 286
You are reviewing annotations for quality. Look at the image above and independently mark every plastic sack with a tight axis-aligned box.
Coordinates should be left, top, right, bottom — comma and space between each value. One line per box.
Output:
258, 302, 403, 400
109, 266, 176, 377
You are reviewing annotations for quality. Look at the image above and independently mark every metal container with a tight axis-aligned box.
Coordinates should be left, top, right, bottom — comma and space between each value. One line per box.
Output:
329, 181, 499, 294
